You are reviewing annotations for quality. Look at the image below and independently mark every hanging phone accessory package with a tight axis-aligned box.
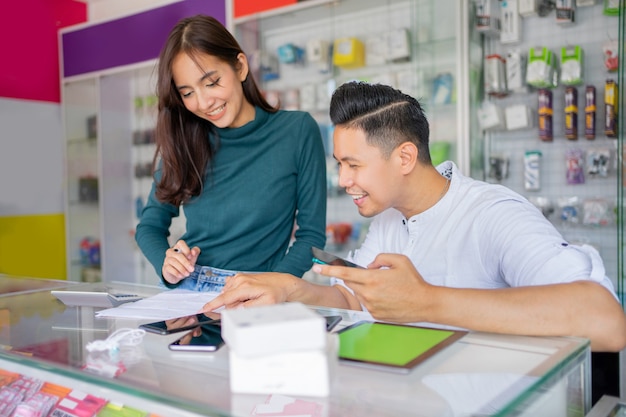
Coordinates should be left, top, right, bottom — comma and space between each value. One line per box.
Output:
221, 302, 338, 397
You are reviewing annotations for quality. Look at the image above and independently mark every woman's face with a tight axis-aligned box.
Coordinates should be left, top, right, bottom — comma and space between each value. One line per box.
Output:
172, 51, 255, 128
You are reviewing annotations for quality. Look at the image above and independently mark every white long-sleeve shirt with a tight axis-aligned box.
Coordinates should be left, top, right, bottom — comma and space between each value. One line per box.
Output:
336, 161, 617, 299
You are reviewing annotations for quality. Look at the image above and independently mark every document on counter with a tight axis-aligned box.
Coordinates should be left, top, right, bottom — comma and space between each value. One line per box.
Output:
95, 289, 221, 320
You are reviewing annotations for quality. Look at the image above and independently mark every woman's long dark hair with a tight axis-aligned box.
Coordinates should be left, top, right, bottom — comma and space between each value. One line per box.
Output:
154, 15, 277, 206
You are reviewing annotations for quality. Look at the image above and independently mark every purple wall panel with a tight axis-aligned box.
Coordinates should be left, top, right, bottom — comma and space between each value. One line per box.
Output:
62, 0, 225, 77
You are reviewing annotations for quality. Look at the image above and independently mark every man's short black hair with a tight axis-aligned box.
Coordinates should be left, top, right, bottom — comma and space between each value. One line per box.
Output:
330, 81, 431, 163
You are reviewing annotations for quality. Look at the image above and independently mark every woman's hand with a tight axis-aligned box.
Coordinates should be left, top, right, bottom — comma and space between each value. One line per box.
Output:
162, 240, 201, 284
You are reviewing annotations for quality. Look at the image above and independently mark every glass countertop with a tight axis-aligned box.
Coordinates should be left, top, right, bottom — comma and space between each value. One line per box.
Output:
0, 277, 591, 417
586, 395, 626, 417
0, 274, 76, 296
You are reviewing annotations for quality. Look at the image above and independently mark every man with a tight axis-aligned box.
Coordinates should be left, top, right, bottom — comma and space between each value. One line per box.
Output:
202, 81, 626, 352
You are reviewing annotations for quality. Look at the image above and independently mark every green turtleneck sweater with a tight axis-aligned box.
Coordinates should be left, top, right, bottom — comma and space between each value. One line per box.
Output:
136, 107, 327, 284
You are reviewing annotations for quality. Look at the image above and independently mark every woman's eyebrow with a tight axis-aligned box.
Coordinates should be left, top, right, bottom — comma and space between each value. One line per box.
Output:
199, 70, 217, 82
176, 70, 217, 90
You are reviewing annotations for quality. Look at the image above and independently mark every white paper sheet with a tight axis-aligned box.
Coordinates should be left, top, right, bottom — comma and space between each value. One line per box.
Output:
95, 289, 222, 320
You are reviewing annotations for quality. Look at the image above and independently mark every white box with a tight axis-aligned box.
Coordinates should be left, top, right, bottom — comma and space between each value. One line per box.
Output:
229, 348, 331, 396
221, 302, 326, 357
518, 0, 537, 16
477, 102, 505, 131
505, 104, 533, 130
386, 28, 411, 62
506, 50, 527, 92
365, 33, 387, 66
500, 0, 521, 44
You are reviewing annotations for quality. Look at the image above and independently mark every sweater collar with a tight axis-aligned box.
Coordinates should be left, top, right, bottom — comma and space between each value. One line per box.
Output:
214, 106, 269, 139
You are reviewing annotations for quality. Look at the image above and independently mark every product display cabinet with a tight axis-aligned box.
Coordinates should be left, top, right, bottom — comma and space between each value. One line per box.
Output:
61, 0, 227, 284
0, 276, 596, 417
64, 77, 102, 282
63, 68, 155, 284
63, 62, 189, 285
63, 71, 145, 281
233, 0, 484, 252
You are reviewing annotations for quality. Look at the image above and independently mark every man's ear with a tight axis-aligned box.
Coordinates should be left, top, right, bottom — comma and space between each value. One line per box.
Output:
398, 142, 418, 174
236, 53, 249, 82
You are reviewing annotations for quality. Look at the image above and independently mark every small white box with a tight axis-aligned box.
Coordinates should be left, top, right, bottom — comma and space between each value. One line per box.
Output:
477, 102, 505, 131
500, 0, 521, 44
505, 104, 533, 130
300, 84, 317, 111
221, 302, 326, 357
506, 50, 527, 93
229, 348, 331, 396
518, 0, 537, 16
306, 39, 331, 73
386, 28, 411, 62
365, 33, 387, 66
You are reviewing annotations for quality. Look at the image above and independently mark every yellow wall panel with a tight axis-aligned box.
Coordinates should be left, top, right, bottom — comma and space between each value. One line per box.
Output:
0, 214, 66, 280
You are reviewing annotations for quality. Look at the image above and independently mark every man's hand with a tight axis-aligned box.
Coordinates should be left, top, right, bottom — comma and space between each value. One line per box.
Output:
313, 253, 435, 323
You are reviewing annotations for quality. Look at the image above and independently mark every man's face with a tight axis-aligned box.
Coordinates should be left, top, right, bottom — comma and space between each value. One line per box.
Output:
333, 126, 402, 218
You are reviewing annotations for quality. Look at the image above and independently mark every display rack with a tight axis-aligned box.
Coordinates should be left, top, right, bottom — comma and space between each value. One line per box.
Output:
478, 3, 622, 292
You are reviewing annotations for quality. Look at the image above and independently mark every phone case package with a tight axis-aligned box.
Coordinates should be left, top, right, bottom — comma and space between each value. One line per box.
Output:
605, 79, 618, 138
556, 0, 575, 25
564, 86, 578, 140
538, 89, 553, 141
524, 150, 542, 191
585, 85, 596, 139
485, 54, 507, 97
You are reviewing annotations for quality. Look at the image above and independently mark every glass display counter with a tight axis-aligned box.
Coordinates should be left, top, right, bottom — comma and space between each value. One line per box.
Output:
586, 395, 626, 417
0, 275, 76, 295
0, 276, 591, 416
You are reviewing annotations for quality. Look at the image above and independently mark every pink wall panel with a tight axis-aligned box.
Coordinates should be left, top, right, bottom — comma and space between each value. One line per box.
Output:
0, 0, 86, 103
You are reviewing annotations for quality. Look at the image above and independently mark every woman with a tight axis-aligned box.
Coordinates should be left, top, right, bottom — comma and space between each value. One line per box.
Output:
135, 15, 327, 290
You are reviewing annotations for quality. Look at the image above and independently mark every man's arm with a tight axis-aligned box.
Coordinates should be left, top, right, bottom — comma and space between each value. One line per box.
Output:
428, 280, 626, 352
315, 254, 626, 352
200, 272, 362, 312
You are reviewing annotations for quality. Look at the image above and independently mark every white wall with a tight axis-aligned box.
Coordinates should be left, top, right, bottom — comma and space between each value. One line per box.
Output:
0, 98, 64, 216
87, 0, 179, 22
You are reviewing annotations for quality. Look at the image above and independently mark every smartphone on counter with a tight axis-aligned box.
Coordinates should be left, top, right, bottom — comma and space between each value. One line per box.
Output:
139, 313, 220, 335
168, 322, 224, 352
312, 247, 363, 269
324, 315, 342, 332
